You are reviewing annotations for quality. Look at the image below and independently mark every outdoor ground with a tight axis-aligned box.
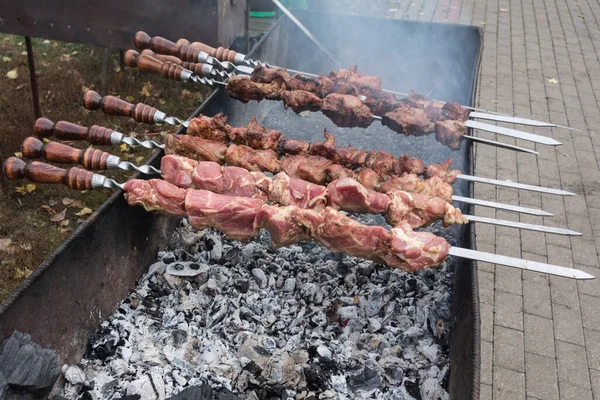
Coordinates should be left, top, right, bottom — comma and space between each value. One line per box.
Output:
0, 35, 211, 302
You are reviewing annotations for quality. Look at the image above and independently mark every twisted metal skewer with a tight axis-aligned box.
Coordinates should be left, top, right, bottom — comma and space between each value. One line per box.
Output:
115, 160, 161, 175
120, 136, 164, 149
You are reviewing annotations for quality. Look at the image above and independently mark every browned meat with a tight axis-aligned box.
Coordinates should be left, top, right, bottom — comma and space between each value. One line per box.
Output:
425, 158, 460, 184
381, 107, 435, 136
281, 90, 324, 113
356, 168, 381, 190
226, 76, 284, 102
360, 87, 402, 115
310, 131, 367, 168
231, 117, 281, 150
285, 74, 335, 98
164, 134, 227, 163
279, 138, 311, 155
441, 101, 471, 121
435, 120, 466, 150
395, 155, 425, 175
364, 151, 396, 175
250, 64, 290, 84
280, 155, 333, 185
187, 113, 230, 142
225, 144, 281, 173
321, 93, 373, 128
329, 65, 382, 90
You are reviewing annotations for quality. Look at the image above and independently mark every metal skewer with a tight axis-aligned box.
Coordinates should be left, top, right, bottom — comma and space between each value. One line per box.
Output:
77, 94, 575, 197
133, 32, 576, 131
2, 157, 591, 280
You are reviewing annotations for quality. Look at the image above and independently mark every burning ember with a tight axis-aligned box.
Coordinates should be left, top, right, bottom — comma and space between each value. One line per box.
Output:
60, 216, 454, 400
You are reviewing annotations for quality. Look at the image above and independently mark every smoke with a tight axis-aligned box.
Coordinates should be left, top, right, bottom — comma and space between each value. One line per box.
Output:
279, 1, 479, 104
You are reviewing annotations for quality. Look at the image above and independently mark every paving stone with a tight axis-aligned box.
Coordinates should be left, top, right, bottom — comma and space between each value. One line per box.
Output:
556, 341, 591, 389
590, 369, 600, 400
525, 353, 559, 400
558, 382, 593, 400
577, 264, 600, 297
552, 303, 585, 346
547, 245, 574, 268
478, 270, 495, 304
494, 367, 526, 400
550, 275, 580, 308
494, 326, 525, 372
481, 339, 493, 385
581, 294, 600, 331
524, 314, 556, 358
495, 264, 523, 295
481, 302, 494, 343
523, 279, 552, 318
584, 328, 600, 371
495, 291, 524, 330
570, 239, 599, 267
480, 383, 492, 400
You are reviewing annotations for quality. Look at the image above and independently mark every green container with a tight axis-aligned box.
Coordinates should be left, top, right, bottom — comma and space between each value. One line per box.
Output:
249, 0, 307, 18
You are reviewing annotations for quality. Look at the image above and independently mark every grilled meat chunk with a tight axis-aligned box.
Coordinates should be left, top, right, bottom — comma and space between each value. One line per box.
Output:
435, 120, 467, 150
281, 90, 324, 113
382, 107, 435, 136
321, 93, 373, 128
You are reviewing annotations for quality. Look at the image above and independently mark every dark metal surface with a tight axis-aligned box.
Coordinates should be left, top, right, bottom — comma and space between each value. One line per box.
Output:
25, 36, 41, 119
0, 0, 247, 50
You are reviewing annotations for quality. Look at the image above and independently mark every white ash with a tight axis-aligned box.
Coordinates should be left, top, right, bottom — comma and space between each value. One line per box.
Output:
60, 215, 456, 400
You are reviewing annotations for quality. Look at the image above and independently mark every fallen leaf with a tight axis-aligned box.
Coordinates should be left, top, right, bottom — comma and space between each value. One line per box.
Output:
42, 39, 50, 44
159, 99, 166, 105
13, 268, 32, 280
41, 205, 56, 215
563, 153, 570, 157
60, 219, 70, 227
62, 197, 73, 205
113, 66, 121, 73
0, 238, 12, 252
71, 50, 79, 55
141, 83, 152, 97
120, 143, 130, 153
6, 68, 18, 79
60, 53, 71, 62
58, 227, 71, 234
547, 78, 559, 84
75, 207, 92, 216
17, 41, 22, 46
2, 56, 11, 62
21, 51, 27, 56
50, 208, 67, 223
25, 183, 36, 193
20, 243, 32, 251
69, 200, 83, 208
136, 156, 144, 164
48, 199, 57, 206
13, 151, 22, 157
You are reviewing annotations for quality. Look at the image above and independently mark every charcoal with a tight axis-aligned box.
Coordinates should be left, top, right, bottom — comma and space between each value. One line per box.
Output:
0, 331, 60, 398
60, 222, 454, 399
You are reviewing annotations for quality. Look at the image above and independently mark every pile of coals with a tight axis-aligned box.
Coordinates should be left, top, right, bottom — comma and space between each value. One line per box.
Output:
59, 214, 456, 400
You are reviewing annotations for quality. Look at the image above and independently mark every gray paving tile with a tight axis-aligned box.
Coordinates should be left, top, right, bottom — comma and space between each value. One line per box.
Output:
581, 294, 600, 331
585, 328, 600, 371
481, 339, 493, 385
494, 326, 525, 372
495, 291, 524, 330
523, 280, 552, 318
550, 275, 580, 308
524, 314, 556, 358
552, 303, 585, 346
494, 367, 526, 400
525, 353, 559, 400
556, 340, 591, 389
558, 382, 593, 400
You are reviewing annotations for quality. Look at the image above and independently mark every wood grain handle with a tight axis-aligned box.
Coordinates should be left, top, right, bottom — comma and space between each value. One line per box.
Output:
137, 54, 186, 81
176, 37, 239, 62
22, 137, 112, 170
83, 90, 157, 123
135, 31, 200, 63
34, 118, 116, 145
3, 157, 95, 190
141, 49, 183, 65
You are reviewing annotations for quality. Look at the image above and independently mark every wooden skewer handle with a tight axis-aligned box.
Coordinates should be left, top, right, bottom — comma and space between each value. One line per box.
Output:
82, 90, 157, 123
124, 50, 185, 81
34, 118, 116, 145
3, 157, 95, 190
22, 137, 112, 170
134, 31, 240, 63
128, 49, 211, 77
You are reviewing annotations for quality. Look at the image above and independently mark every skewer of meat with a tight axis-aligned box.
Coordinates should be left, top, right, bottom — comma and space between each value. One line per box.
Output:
132, 34, 578, 134
3, 157, 592, 280
121, 50, 548, 153
74, 93, 577, 197
22, 136, 579, 233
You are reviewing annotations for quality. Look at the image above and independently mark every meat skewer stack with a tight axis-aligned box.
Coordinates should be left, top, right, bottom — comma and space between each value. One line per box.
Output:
3, 157, 592, 279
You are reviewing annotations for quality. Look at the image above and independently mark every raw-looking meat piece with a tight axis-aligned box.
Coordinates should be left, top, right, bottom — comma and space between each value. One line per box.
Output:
161, 154, 198, 189
225, 144, 281, 173
256, 205, 310, 247
123, 179, 187, 216
381, 107, 434, 136
270, 172, 328, 211
378, 174, 453, 203
386, 222, 451, 272
386, 191, 466, 228
327, 178, 391, 214
164, 134, 227, 164
185, 189, 265, 241
321, 93, 373, 128
356, 168, 381, 190
222, 167, 271, 200
424, 158, 461, 184
434, 120, 466, 150
281, 155, 333, 185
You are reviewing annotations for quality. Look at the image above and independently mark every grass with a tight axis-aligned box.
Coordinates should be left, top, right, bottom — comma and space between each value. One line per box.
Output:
0, 34, 212, 303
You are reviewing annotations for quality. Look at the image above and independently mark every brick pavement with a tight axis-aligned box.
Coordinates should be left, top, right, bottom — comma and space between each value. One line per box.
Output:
392, 0, 600, 398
